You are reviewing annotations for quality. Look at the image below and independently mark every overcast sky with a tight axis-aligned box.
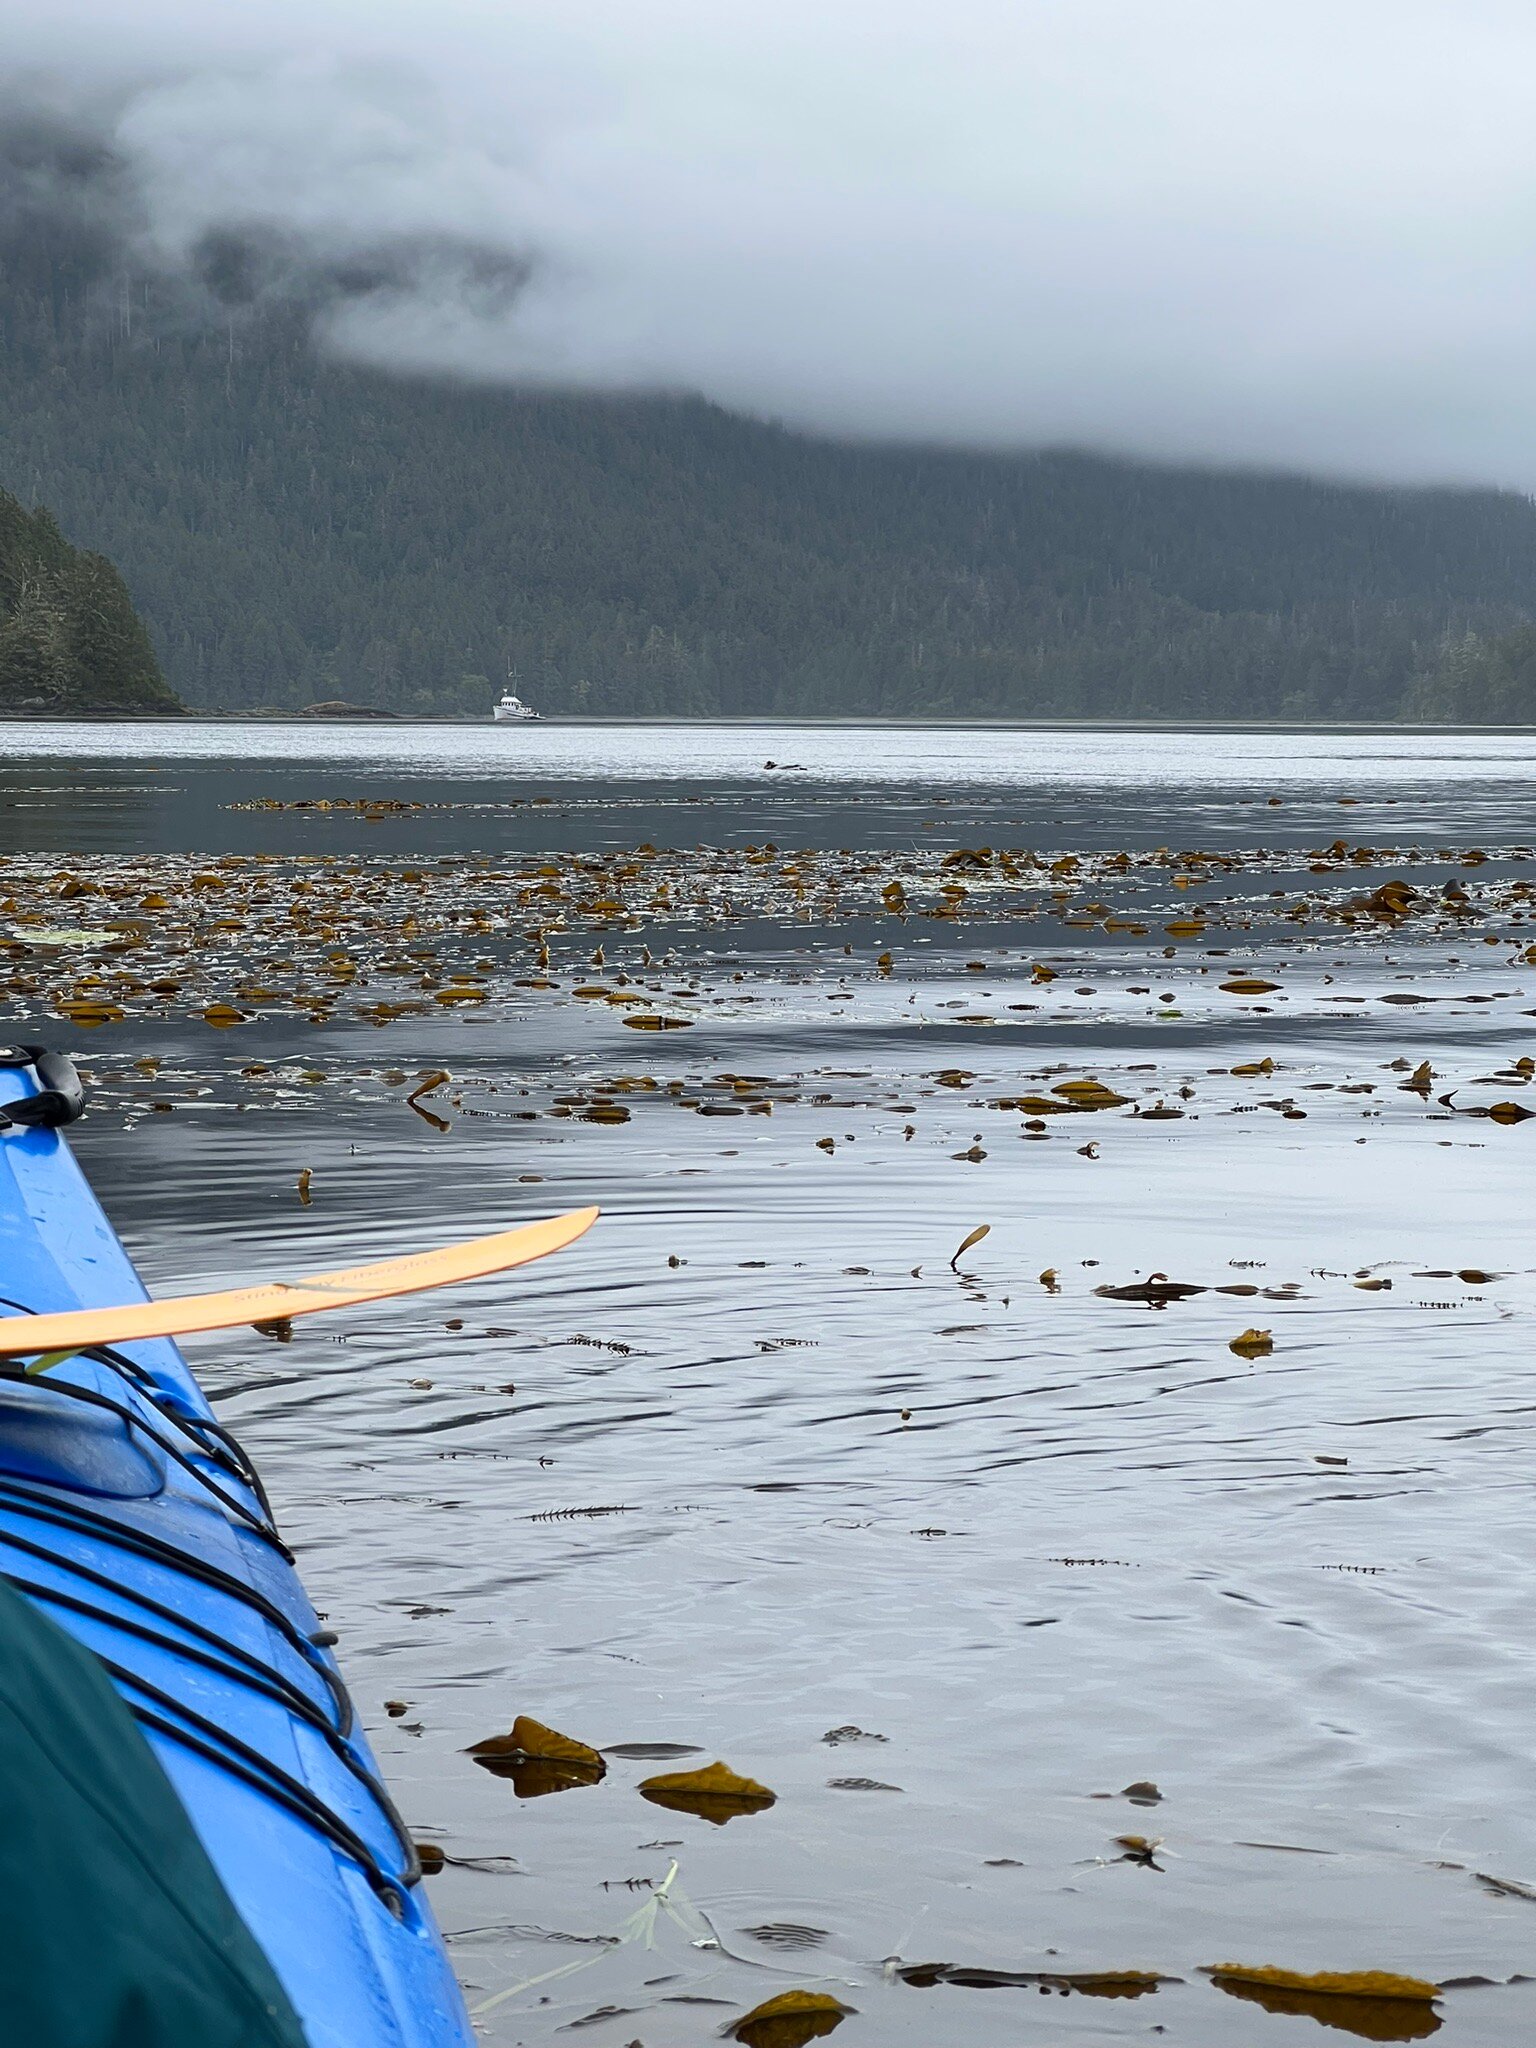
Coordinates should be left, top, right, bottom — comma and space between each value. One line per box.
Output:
12, 0, 1536, 487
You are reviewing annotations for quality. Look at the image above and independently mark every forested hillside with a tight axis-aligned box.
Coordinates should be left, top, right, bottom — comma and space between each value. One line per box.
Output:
0, 486, 175, 713
2, 146, 1535, 718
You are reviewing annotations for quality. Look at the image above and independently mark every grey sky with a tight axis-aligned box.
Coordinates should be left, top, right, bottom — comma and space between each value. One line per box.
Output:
13, 0, 1536, 486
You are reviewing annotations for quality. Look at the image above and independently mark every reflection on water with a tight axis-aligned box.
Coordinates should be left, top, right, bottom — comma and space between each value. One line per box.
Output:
4, 715, 1536, 788
2, 722, 1533, 2045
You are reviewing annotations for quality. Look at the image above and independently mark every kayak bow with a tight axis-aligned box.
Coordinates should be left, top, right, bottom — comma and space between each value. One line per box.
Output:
0, 1047, 589, 2046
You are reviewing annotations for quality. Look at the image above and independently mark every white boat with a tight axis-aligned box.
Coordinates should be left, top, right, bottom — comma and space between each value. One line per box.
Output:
492, 688, 539, 722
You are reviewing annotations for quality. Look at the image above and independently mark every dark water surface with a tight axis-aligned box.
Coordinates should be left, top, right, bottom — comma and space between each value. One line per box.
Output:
4, 721, 1536, 2046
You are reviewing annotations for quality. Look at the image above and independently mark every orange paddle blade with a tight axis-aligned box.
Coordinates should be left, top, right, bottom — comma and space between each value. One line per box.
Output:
0, 1206, 600, 1357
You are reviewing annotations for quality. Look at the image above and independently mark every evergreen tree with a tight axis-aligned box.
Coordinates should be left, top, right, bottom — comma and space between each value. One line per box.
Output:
0, 486, 175, 710
1404, 627, 1536, 722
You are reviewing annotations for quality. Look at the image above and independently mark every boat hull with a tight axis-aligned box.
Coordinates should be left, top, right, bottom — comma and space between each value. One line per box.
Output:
0, 1086, 475, 2048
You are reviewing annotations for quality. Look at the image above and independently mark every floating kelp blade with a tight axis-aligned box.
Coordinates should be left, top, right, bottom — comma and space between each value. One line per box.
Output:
1438, 1092, 1535, 1124
896, 1962, 1168, 1998
0, 1208, 600, 1357
950, 1223, 991, 1270
1052, 1078, 1129, 1108
733, 1990, 852, 2048
1095, 1273, 1207, 1304
637, 1758, 777, 1824
467, 1714, 607, 1797
1206, 1964, 1441, 2041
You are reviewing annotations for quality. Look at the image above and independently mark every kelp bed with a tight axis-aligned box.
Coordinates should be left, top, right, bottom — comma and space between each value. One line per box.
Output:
4, 832, 1536, 1034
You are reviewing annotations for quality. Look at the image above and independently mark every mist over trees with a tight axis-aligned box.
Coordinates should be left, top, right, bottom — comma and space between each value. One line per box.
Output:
1, 115, 1534, 721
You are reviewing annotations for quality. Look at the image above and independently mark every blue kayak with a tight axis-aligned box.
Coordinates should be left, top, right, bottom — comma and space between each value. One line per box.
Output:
0, 1047, 474, 2048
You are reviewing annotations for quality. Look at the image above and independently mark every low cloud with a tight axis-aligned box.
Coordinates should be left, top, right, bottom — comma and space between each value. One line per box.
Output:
8, 0, 1536, 487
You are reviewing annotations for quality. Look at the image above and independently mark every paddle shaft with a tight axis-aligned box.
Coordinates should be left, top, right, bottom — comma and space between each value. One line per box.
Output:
0, 1207, 599, 1356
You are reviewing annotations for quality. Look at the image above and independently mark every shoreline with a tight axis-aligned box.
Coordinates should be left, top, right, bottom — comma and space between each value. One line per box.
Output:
2, 711, 1533, 734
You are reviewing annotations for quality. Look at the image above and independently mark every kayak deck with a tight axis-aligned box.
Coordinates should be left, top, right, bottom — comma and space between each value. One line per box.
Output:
0, 1076, 475, 2048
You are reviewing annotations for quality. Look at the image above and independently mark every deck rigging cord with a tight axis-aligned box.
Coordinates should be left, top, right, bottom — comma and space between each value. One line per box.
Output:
0, 1274, 421, 1899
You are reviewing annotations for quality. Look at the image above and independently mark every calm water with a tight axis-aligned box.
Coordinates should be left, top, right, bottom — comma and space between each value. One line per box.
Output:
3, 720, 1536, 2046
